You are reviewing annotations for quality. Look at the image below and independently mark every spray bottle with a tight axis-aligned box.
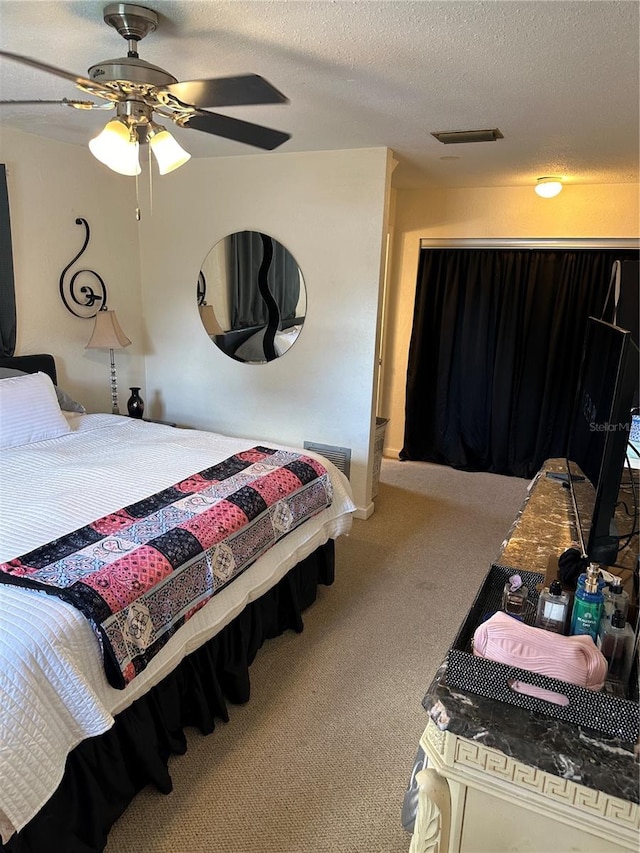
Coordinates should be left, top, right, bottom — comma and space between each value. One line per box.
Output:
570, 563, 604, 641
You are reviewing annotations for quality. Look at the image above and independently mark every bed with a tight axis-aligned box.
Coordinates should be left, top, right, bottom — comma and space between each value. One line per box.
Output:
0, 354, 355, 853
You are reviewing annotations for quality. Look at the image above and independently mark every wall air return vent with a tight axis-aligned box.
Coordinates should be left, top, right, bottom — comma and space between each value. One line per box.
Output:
303, 442, 351, 480
431, 128, 504, 144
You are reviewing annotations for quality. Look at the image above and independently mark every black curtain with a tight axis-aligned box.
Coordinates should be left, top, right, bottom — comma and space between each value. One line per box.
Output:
0, 165, 16, 357
401, 248, 639, 479
230, 231, 300, 329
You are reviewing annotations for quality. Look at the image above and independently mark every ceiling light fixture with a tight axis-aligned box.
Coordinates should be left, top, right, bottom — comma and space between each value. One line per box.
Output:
89, 118, 141, 176
147, 121, 191, 174
88, 102, 192, 177
535, 177, 563, 198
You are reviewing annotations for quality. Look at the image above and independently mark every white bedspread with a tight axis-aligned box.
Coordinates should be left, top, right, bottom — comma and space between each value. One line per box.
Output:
0, 415, 355, 841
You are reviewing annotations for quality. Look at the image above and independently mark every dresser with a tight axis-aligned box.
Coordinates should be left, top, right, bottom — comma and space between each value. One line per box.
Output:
408, 460, 639, 853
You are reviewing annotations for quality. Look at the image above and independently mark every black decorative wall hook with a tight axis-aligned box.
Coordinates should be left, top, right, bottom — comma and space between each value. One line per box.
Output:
59, 218, 108, 318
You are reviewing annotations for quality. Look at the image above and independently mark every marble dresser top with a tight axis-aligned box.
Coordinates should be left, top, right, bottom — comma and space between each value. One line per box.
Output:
498, 458, 578, 574
423, 662, 639, 804
499, 457, 638, 576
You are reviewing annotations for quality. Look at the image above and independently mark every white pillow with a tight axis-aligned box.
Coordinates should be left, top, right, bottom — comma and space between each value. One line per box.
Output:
0, 367, 86, 413
0, 371, 72, 449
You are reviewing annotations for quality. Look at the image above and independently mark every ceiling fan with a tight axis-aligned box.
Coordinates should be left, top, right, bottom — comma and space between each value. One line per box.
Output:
0, 2, 291, 176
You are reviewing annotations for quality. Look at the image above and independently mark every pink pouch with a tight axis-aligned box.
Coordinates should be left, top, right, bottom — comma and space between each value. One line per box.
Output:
473, 611, 607, 691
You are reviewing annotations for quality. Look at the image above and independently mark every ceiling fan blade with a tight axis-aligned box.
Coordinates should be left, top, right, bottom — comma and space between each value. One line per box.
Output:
165, 74, 288, 109
0, 50, 117, 101
184, 110, 290, 151
0, 98, 113, 110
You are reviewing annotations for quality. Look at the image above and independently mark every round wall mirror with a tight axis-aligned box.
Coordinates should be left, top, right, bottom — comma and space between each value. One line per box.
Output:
197, 231, 306, 363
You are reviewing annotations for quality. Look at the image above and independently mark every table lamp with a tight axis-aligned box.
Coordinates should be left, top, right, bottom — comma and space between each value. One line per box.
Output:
85, 307, 131, 414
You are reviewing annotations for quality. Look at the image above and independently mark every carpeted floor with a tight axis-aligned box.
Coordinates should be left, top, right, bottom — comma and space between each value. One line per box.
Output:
105, 458, 529, 853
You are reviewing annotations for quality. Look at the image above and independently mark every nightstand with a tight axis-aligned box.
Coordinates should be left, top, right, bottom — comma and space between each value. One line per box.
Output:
129, 417, 178, 427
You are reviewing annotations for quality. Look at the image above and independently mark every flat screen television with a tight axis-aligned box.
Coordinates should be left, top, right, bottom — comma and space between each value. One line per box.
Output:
566, 317, 639, 565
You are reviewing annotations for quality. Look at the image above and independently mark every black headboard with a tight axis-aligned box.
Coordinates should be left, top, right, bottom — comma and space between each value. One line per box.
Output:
0, 354, 57, 384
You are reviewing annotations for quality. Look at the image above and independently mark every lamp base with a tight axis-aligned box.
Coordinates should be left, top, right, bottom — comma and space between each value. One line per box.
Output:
109, 348, 120, 414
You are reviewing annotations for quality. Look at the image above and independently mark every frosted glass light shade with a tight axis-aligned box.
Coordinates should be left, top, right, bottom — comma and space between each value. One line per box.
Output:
149, 128, 191, 174
89, 120, 141, 176
535, 178, 563, 198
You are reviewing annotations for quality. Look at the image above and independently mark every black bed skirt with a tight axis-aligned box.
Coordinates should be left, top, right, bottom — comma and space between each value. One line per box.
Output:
3, 541, 335, 853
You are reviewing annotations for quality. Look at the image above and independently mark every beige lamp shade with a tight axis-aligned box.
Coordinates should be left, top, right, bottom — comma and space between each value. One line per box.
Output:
199, 304, 224, 336
85, 310, 132, 350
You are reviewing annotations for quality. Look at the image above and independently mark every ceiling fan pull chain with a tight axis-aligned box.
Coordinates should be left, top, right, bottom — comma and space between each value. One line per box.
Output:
148, 144, 153, 217
135, 169, 140, 221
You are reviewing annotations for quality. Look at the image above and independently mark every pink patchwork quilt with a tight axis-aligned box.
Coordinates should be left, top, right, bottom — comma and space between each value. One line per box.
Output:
0, 446, 332, 688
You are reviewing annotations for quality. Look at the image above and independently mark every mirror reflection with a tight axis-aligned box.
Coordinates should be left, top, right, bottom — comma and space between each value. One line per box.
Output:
198, 231, 306, 363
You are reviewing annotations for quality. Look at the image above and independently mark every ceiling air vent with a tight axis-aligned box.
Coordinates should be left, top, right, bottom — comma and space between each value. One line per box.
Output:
303, 442, 351, 480
431, 128, 504, 144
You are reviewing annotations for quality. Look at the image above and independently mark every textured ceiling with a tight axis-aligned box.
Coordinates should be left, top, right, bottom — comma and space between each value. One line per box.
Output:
0, 0, 638, 189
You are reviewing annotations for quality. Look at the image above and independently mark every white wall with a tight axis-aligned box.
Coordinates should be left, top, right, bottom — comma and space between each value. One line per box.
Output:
138, 147, 391, 514
0, 127, 144, 412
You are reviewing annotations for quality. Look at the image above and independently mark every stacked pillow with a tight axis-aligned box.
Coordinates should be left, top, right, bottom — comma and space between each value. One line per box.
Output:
0, 370, 81, 449
0, 367, 85, 413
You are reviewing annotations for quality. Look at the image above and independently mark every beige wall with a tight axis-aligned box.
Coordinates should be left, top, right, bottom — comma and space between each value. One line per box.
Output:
135, 147, 391, 514
381, 184, 640, 457
5, 126, 635, 506
1, 129, 392, 513
0, 127, 144, 412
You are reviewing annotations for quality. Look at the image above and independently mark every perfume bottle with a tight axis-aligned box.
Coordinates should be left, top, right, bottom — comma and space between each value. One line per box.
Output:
598, 609, 635, 686
602, 580, 630, 624
599, 578, 631, 640
534, 579, 570, 634
570, 563, 604, 641
502, 574, 528, 619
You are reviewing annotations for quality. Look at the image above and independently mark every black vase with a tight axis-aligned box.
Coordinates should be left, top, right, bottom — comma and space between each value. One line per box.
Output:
127, 387, 144, 419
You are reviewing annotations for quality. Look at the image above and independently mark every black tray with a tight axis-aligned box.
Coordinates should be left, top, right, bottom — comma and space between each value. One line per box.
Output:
444, 564, 640, 741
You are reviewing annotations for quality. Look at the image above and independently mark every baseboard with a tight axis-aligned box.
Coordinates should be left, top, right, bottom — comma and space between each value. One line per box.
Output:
351, 452, 400, 520
353, 502, 375, 520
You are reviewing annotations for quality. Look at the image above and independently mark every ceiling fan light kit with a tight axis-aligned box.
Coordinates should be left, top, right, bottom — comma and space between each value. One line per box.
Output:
89, 118, 141, 175
0, 2, 291, 178
147, 123, 191, 174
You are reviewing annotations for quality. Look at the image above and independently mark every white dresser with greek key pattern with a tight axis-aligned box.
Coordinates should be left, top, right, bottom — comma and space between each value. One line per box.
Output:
409, 461, 639, 853
410, 715, 638, 853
